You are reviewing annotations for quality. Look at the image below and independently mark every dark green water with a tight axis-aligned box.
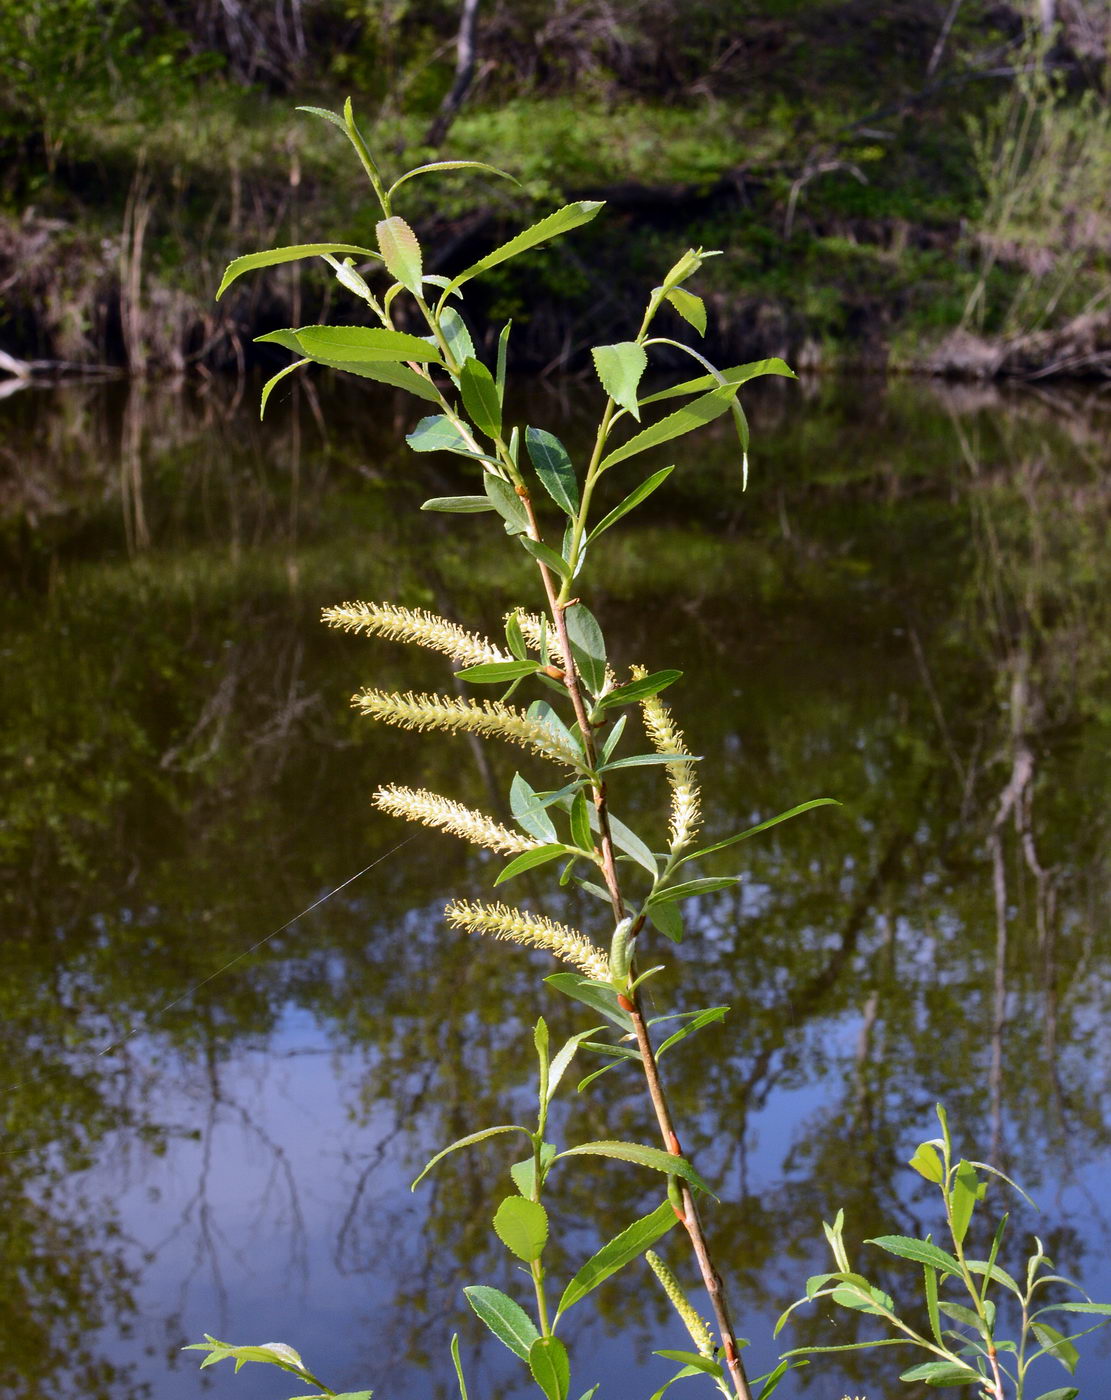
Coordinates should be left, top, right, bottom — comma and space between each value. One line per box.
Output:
2, 373, 1110, 1400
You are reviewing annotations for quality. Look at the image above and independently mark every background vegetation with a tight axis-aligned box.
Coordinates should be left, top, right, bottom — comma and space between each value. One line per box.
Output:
1, 0, 1109, 377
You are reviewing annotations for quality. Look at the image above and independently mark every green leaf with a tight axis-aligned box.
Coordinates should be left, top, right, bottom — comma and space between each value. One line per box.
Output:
831, 1281, 894, 1314
598, 384, 741, 472
605, 812, 658, 877
505, 612, 526, 659
526, 429, 579, 516
259, 358, 310, 419
456, 659, 541, 683
295, 102, 348, 131
495, 844, 570, 885
646, 877, 740, 907
216, 243, 381, 300
898, 1361, 982, 1385
925, 1264, 942, 1345
511, 774, 561, 842
639, 357, 796, 406
493, 1196, 549, 1262
460, 357, 502, 439
376, 216, 422, 295
648, 1365, 704, 1400
520, 535, 572, 579
824, 1209, 850, 1272
546, 1027, 604, 1105
564, 603, 607, 695
1031, 1323, 1080, 1374
292, 324, 441, 364
486, 473, 530, 534
588, 466, 674, 540
655, 1006, 729, 1057
183, 1338, 311, 1376
754, 1359, 795, 1400
255, 330, 443, 400
556, 1201, 677, 1320
866, 1236, 964, 1280
510, 1142, 558, 1197
298, 99, 387, 192
658, 247, 707, 294
964, 1259, 1022, 1296
594, 670, 681, 714
303, 353, 442, 401
654, 1352, 724, 1377
592, 342, 648, 419
1031, 1390, 1079, 1400
779, 1339, 910, 1358
1035, 1303, 1111, 1317
421, 496, 494, 513
965, 1158, 1038, 1208
600, 752, 696, 772
648, 900, 684, 943
412, 1124, 531, 1189
438, 305, 476, 366
387, 159, 519, 198
951, 1160, 985, 1247
937, 1300, 990, 1335
311, 252, 371, 301
289, 1393, 372, 1399
570, 791, 592, 852
529, 1336, 570, 1400
557, 1141, 714, 1197
544, 973, 633, 1030
664, 287, 707, 335
681, 798, 840, 863
444, 201, 606, 297
600, 714, 627, 762
450, 1333, 468, 1400
407, 415, 485, 457
464, 1286, 540, 1362
909, 1141, 945, 1184
496, 320, 512, 401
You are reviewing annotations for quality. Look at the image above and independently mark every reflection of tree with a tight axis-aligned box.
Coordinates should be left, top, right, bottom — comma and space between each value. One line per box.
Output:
2, 378, 1110, 1397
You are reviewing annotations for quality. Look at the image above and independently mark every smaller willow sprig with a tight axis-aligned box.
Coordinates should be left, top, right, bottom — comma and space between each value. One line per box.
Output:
775, 1105, 1111, 1398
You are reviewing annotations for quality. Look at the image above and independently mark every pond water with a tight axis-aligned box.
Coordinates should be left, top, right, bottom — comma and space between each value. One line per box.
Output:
2, 371, 1110, 1400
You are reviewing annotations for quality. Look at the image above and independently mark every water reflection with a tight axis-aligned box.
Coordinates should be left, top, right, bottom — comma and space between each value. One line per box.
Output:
1, 374, 1109, 1399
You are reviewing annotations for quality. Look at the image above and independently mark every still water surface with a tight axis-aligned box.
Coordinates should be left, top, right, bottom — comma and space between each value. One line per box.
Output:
2, 373, 1110, 1400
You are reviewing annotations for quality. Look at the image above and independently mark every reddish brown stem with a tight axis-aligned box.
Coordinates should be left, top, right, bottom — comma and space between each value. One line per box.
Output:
518, 488, 755, 1400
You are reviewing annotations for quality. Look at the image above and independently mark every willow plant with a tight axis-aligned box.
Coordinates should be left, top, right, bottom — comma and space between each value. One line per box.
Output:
188, 99, 835, 1400
776, 1106, 1111, 1399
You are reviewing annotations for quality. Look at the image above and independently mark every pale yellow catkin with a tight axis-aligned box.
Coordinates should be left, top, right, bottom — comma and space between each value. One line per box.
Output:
352, 689, 582, 768
508, 610, 566, 667
632, 666, 702, 852
373, 785, 538, 855
645, 1251, 715, 1358
323, 600, 509, 668
444, 899, 610, 980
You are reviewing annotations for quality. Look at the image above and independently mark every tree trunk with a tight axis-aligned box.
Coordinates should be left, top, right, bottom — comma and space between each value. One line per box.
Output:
425, 0, 482, 148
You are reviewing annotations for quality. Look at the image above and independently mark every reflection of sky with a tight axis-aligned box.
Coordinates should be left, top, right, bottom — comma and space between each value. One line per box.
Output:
79, 998, 1111, 1400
